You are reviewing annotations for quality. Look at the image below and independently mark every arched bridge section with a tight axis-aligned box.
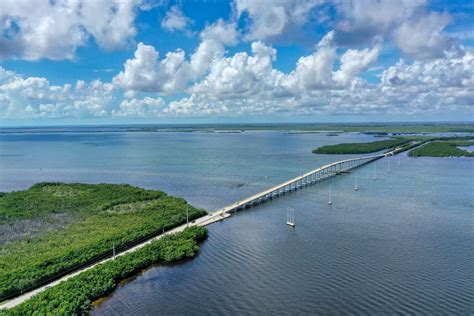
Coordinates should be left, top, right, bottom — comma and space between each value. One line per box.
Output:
200, 150, 401, 225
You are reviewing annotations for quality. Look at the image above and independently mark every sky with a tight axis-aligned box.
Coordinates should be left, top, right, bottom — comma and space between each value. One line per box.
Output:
0, 0, 473, 126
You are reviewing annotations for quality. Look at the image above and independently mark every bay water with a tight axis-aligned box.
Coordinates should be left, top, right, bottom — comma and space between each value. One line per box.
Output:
1, 128, 472, 314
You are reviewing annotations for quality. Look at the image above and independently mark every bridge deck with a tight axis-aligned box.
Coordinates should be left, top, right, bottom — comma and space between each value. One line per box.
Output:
216, 153, 387, 214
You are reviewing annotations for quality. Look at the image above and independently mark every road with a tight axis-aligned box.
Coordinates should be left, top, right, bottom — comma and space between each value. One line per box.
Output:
0, 212, 227, 310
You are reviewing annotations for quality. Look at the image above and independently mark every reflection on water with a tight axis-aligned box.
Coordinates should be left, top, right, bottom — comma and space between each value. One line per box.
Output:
1, 130, 473, 314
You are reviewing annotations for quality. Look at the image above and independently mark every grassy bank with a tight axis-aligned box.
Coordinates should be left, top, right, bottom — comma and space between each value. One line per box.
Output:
0, 183, 206, 299
408, 140, 474, 157
313, 139, 412, 154
2, 226, 208, 315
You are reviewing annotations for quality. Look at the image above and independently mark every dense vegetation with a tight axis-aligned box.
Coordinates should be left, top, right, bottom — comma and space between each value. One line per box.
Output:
2, 227, 208, 315
312, 135, 474, 157
408, 140, 474, 157
313, 139, 412, 154
0, 183, 206, 299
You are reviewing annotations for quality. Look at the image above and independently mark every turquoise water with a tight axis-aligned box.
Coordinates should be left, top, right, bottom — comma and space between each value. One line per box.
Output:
1, 128, 473, 314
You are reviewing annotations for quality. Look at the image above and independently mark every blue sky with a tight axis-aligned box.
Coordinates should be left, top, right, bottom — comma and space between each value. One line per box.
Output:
0, 0, 473, 126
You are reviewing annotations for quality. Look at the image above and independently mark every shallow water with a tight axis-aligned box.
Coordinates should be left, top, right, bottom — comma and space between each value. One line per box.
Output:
1, 129, 472, 314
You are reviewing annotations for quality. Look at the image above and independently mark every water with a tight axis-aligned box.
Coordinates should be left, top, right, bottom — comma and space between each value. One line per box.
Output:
460, 145, 474, 153
1, 128, 473, 314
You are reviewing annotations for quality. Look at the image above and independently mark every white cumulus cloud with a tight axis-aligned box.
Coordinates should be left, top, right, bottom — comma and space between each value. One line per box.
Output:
162, 33, 472, 117
0, 67, 114, 118
161, 5, 192, 32
0, 0, 144, 60
393, 12, 457, 59
113, 96, 165, 117
113, 19, 238, 94
235, 0, 324, 40
334, 0, 459, 60
333, 37, 383, 85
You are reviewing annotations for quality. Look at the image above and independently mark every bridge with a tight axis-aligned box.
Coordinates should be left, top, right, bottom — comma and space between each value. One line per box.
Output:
1, 147, 404, 309
198, 149, 401, 225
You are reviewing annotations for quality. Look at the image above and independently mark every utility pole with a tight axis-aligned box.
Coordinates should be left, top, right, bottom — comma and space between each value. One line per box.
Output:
373, 161, 377, 180
328, 184, 332, 205
354, 172, 358, 191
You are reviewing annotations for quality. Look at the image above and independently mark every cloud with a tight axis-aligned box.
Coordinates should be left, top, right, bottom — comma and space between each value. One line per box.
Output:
235, 0, 324, 40
1, 46, 472, 119
381, 51, 474, 89
333, 36, 383, 85
113, 19, 238, 94
335, 0, 426, 43
179, 31, 381, 104
190, 19, 239, 77
0, 0, 144, 60
234, 0, 462, 62
288, 31, 338, 90
113, 96, 165, 117
163, 33, 472, 117
1, 1, 472, 122
376, 52, 474, 112
393, 12, 457, 59
190, 41, 277, 98
163, 31, 384, 116
0, 67, 114, 118
334, 0, 460, 60
161, 5, 192, 32
112, 42, 193, 94
80, 0, 142, 51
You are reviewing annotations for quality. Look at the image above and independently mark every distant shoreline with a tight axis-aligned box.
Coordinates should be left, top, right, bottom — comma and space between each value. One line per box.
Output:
1, 122, 473, 134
